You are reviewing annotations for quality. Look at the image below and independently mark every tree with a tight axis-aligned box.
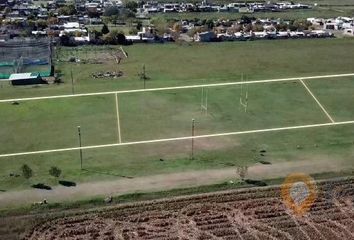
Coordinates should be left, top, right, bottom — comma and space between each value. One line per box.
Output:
102, 30, 127, 45
125, 1, 138, 13
121, 9, 135, 19
37, 19, 48, 29
252, 24, 264, 32
276, 22, 289, 31
47, 17, 59, 26
240, 15, 253, 24
49, 166, 61, 178
101, 23, 110, 34
205, 19, 214, 30
4, 7, 11, 15
75, 31, 83, 37
21, 164, 33, 180
136, 21, 142, 31
58, 4, 76, 16
243, 23, 253, 32
172, 22, 182, 32
27, 14, 36, 21
103, 6, 120, 16
151, 17, 168, 36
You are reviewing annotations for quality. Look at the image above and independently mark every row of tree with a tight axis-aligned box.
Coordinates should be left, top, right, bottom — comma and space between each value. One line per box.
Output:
21, 164, 61, 181
60, 24, 131, 46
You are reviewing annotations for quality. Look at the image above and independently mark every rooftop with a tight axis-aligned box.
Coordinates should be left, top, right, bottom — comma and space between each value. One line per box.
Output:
9, 72, 40, 80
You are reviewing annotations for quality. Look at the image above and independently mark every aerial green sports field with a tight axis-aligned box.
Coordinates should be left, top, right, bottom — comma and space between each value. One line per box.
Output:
0, 39, 353, 192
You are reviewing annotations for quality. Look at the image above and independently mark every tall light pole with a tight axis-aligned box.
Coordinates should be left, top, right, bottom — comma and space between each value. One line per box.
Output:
191, 119, 195, 160
78, 126, 83, 170
143, 64, 146, 89
71, 68, 74, 94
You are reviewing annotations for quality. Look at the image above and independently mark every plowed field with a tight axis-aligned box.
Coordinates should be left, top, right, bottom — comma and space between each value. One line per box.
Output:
26, 178, 354, 240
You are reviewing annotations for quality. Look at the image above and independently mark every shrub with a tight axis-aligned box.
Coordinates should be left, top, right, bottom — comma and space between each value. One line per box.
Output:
101, 23, 109, 35
49, 166, 61, 178
21, 164, 33, 179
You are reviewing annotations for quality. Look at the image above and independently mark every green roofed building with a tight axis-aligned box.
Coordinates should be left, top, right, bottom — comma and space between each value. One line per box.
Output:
9, 73, 45, 85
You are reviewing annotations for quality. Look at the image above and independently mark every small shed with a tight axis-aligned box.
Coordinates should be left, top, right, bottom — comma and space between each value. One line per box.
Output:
9, 73, 44, 85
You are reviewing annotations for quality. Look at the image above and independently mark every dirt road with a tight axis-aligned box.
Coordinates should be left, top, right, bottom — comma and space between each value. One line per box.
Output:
0, 158, 352, 208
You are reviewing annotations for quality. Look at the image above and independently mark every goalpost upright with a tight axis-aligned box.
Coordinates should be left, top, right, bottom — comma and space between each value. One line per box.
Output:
201, 80, 208, 114
239, 73, 249, 113
201, 87, 208, 114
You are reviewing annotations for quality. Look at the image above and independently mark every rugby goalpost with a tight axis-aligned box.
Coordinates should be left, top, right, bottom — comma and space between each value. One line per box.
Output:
201, 74, 249, 115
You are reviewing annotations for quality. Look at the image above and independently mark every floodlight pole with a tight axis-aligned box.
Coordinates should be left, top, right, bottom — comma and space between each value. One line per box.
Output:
143, 64, 146, 89
77, 126, 83, 170
71, 68, 74, 94
205, 88, 208, 114
191, 119, 195, 160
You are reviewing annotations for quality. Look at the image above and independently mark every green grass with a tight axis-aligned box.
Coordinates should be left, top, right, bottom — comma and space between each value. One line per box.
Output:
0, 96, 117, 153
305, 78, 354, 121
0, 98, 353, 191
119, 82, 329, 141
1, 38, 354, 100
0, 39, 353, 191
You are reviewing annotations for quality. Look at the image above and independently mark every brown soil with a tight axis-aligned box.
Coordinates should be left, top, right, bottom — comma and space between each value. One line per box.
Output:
25, 178, 354, 240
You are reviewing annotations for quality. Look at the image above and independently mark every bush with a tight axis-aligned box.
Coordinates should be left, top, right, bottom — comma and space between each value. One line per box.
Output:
103, 6, 120, 17
21, 164, 33, 179
58, 4, 76, 16
125, 1, 138, 12
102, 30, 129, 45
49, 166, 61, 178
101, 23, 109, 35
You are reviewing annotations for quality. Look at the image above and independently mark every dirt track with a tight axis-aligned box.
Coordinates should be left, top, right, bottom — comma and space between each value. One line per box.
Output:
0, 158, 352, 208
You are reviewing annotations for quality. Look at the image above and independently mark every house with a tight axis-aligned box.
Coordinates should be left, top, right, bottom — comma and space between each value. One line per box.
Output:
126, 27, 155, 43
9, 73, 45, 85
323, 19, 342, 30
343, 28, 354, 36
63, 22, 80, 29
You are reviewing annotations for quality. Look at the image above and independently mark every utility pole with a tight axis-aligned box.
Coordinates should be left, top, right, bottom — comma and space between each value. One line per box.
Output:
78, 126, 83, 170
191, 119, 195, 160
